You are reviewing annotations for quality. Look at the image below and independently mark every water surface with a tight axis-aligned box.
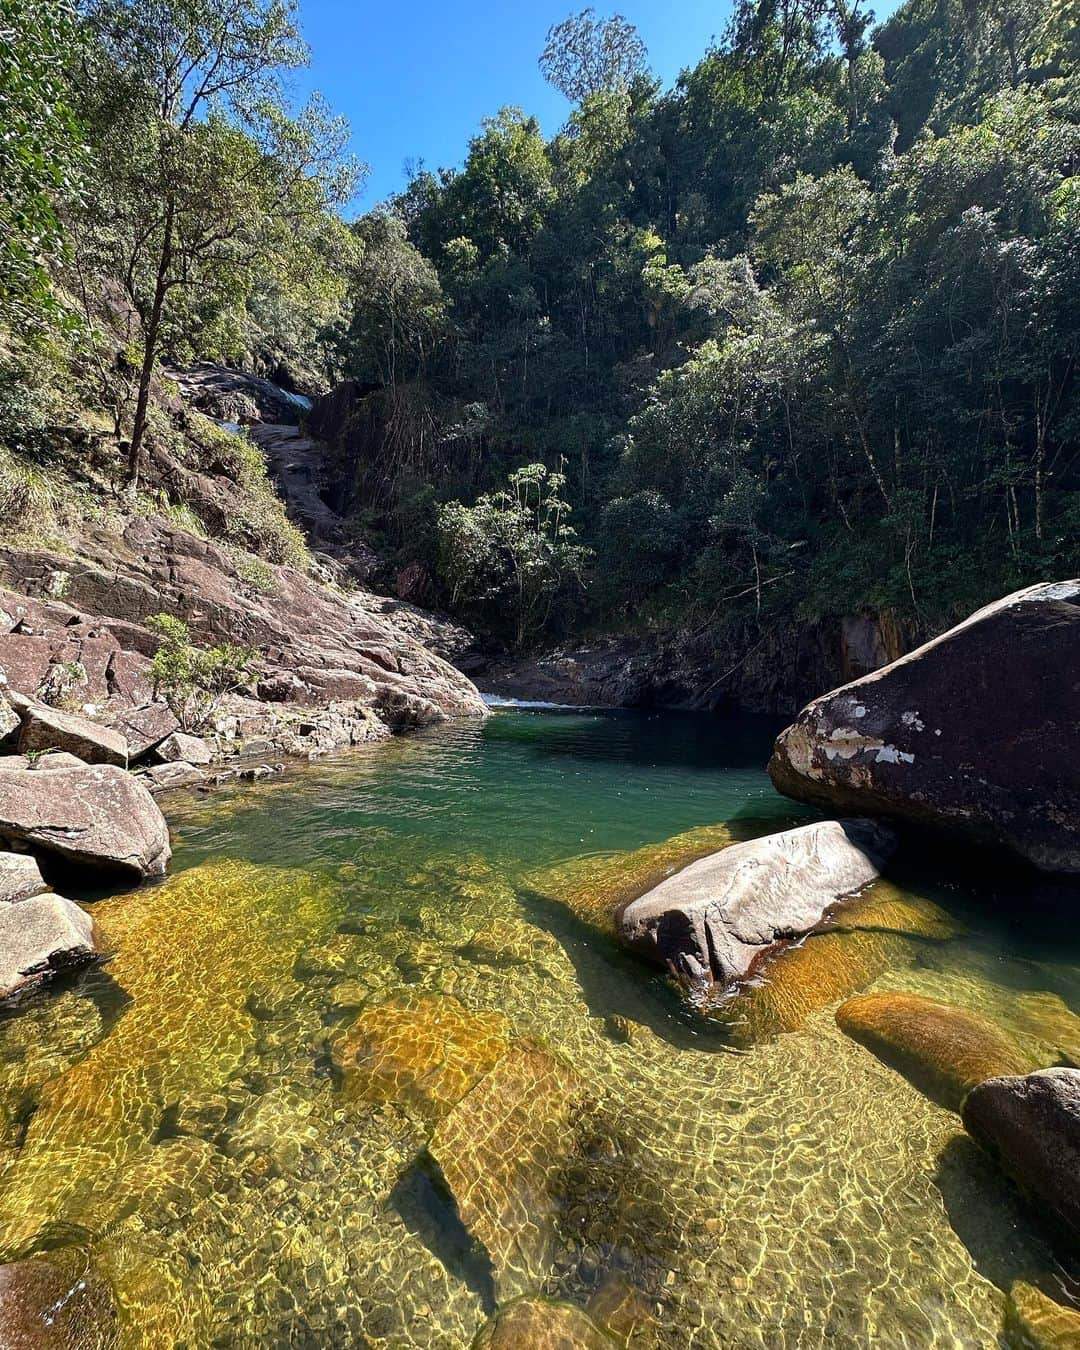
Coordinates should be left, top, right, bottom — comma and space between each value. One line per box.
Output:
0, 708, 1078, 1347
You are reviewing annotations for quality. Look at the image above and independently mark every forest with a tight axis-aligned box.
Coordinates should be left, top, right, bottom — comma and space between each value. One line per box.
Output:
2, 0, 1078, 656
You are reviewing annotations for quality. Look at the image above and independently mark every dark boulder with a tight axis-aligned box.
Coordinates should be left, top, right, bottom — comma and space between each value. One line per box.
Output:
769, 582, 1080, 872
962, 1067, 1080, 1249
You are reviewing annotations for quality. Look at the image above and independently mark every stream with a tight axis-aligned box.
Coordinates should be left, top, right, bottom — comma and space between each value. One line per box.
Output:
0, 706, 1078, 1346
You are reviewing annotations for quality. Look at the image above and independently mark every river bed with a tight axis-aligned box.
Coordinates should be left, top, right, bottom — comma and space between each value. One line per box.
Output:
0, 707, 1077, 1346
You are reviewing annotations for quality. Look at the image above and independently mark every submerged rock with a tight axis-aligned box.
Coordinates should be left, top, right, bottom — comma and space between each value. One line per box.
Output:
0, 1252, 119, 1348
0, 893, 98, 1000
472, 1296, 616, 1349
713, 884, 959, 1043
0, 763, 170, 879
333, 993, 509, 1122
769, 581, 1080, 873
962, 1068, 1080, 1249
17, 702, 128, 768
1005, 1281, 1080, 1349
836, 992, 1034, 1110
618, 819, 896, 995
428, 1039, 588, 1300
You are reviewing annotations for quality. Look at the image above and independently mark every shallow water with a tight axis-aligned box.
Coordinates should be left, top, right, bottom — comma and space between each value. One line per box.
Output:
0, 707, 1078, 1347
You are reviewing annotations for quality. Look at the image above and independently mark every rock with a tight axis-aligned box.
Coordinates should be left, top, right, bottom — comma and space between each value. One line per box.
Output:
139, 762, 206, 794
0, 696, 18, 746
29, 750, 87, 771
0, 1252, 119, 1348
962, 1068, 1080, 1248
836, 993, 1035, 1111
332, 993, 509, 1122
116, 702, 180, 760
769, 581, 1080, 873
1005, 1281, 1080, 1349
152, 731, 212, 766
0, 893, 98, 999
428, 1039, 589, 1299
712, 884, 959, 1043
0, 756, 31, 772
0, 852, 48, 904
617, 819, 897, 996
472, 1297, 616, 1349
17, 702, 128, 768
0, 764, 171, 879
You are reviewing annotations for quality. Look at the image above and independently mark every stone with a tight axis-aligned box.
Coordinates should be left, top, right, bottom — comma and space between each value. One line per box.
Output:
116, 702, 180, 760
0, 852, 48, 904
29, 751, 86, 771
0, 695, 17, 746
0, 764, 171, 879
1005, 1282, 1080, 1349
139, 762, 206, 794
712, 884, 959, 1043
617, 819, 897, 996
0, 756, 31, 772
17, 702, 128, 768
769, 581, 1080, 873
0, 1252, 119, 1348
0, 893, 98, 999
962, 1068, 1080, 1249
836, 992, 1035, 1111
428, 1039, 588, 1299
332, 993, 509, 1122
472, 1297, 616, 1349
152, 731, 213, 766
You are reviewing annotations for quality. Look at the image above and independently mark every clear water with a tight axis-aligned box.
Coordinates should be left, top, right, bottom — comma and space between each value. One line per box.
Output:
0, 707, 1078, 1347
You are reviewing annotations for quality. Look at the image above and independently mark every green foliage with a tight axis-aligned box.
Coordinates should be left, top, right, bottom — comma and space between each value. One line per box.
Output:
146, 613, 257, 732
435, 463, 591, 649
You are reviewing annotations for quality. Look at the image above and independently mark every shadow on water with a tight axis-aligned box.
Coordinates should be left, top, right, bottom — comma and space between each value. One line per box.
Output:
516, 887, 736, 1053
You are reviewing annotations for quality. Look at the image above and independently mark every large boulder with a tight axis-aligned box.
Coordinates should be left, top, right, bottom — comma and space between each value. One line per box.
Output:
769, 582, 1080, 873
0, 764, 171, 879
17, 702, 128, 768
116, 701, 180, 760
152, 731, 212, 766
0, 892, 98, 999
617, 819, 896, 996
962, 1067, 1080, 1248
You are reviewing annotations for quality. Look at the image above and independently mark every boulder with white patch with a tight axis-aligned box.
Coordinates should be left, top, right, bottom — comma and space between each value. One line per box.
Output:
769, 581, 1080, 873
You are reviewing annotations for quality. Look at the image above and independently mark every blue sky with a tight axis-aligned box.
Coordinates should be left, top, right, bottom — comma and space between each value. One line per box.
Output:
291, 0, 898, 212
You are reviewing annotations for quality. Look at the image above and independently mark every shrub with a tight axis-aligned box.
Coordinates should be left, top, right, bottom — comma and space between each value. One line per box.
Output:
146, 613, 257, 733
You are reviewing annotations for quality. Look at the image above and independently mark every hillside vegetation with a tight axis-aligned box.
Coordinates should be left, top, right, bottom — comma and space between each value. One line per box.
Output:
2, 0, 1078, 660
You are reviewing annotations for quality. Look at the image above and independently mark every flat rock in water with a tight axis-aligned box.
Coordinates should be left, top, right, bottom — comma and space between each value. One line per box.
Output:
332, 993, 509, 1122
153, 731, 212, 766
140, 761, 206, 794
617, 819, 896, 993
0, 1253, 118, 1348
17, 702, 128, 767
472, 1297, 616, 1349
769, 581, 1080, 872
428, 1040, 588, 1300
0, 852, 48, 904
0, 763, 171, 879
836, 992, 1035, 1111
0, 892, 98, 999
962, 1067, 1080, 1249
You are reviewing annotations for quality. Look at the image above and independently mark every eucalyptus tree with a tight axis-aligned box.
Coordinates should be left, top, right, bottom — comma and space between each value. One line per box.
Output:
79, 0, 359, 489
539, 9, 648, 104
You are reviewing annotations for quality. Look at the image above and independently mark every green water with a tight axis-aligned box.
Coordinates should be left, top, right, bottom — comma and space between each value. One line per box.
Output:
0, 707, 1078, 1347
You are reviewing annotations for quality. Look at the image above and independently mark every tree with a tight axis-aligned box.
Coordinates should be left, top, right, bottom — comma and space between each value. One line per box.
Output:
435, 463, 591, 648
80, 0, 360, 490
540, 9, 648, 104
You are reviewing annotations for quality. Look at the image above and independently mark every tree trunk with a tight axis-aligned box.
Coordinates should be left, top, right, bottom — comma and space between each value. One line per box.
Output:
127, 196, 176, 491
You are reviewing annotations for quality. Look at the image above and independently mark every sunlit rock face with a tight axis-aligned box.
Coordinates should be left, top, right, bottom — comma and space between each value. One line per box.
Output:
769, 581, 1080, 873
